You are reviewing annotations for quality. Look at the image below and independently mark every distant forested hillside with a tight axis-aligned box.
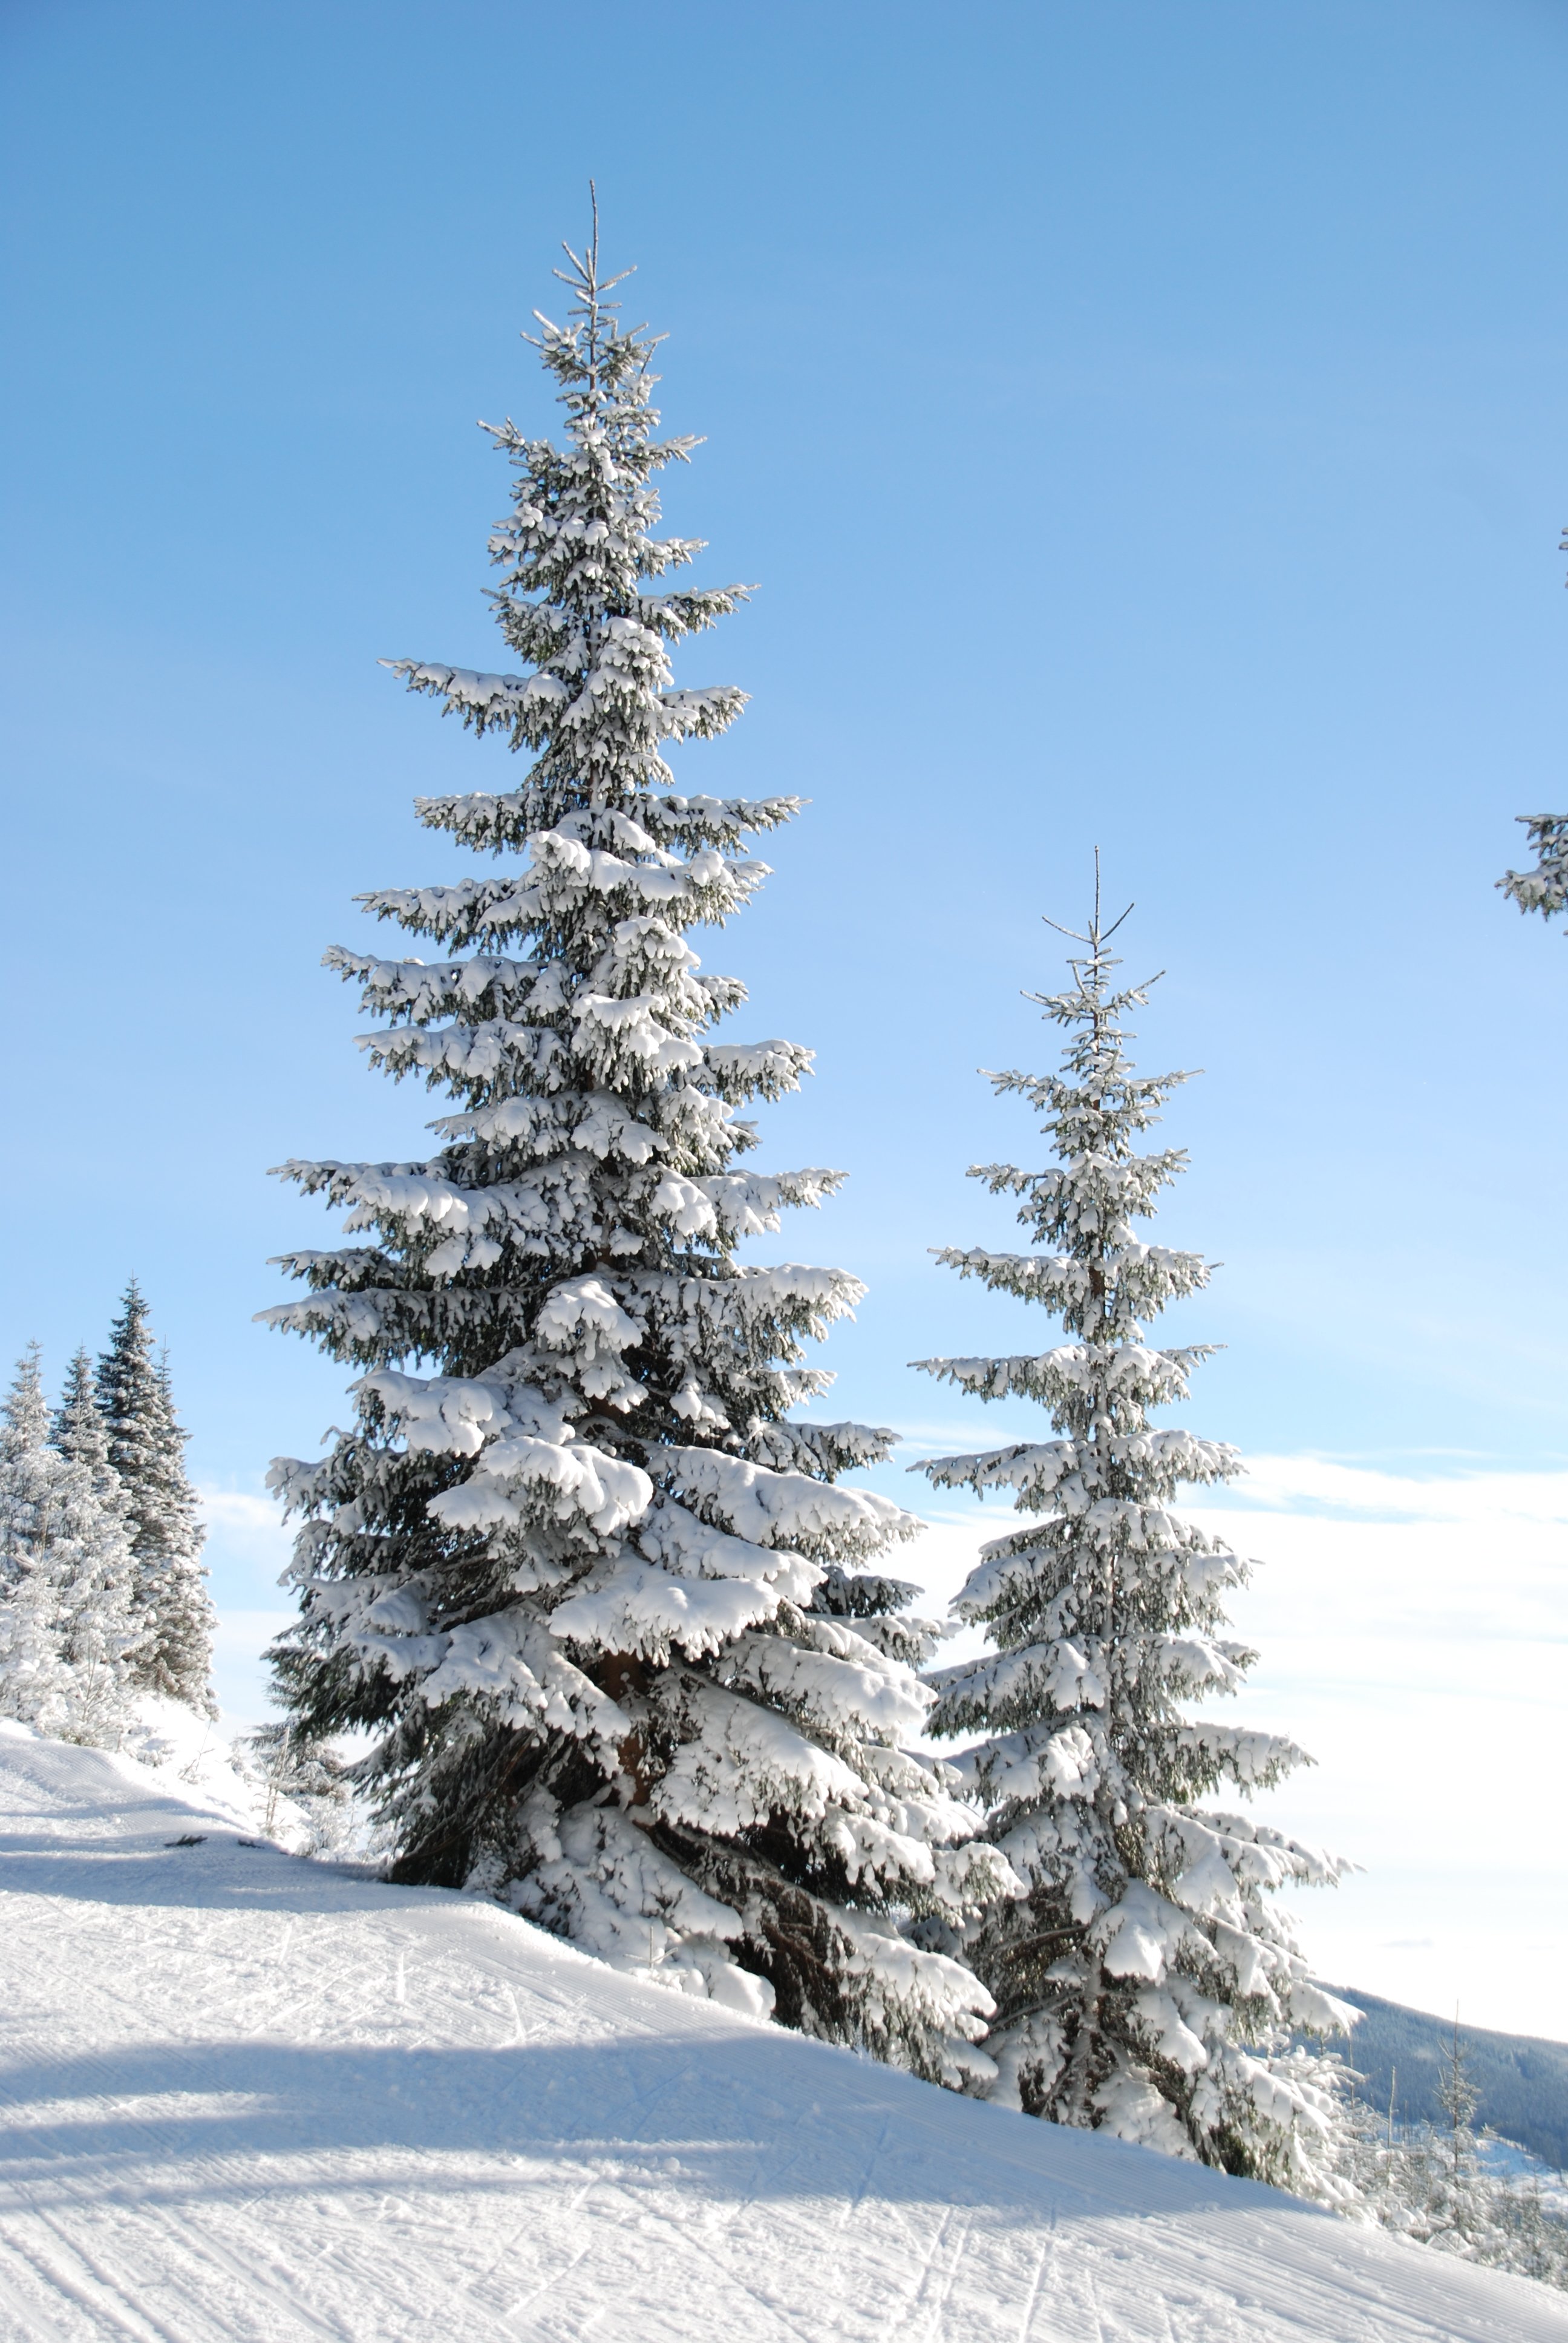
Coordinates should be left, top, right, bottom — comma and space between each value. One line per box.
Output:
1326, 1988, 1568, 2170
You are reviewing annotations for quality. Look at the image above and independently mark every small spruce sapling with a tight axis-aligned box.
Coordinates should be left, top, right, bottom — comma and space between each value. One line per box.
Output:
1335, 2014, 1568, 2288
1438, 2009, 1481, 2186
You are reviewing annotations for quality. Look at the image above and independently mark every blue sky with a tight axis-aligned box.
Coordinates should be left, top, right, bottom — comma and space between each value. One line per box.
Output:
5, 1, 1567, 2023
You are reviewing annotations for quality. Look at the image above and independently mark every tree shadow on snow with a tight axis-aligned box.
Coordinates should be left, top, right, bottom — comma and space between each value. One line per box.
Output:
0, 2027, 1304, 2228
0, 1809, 1324, 2233
0, 1826, 416, 1918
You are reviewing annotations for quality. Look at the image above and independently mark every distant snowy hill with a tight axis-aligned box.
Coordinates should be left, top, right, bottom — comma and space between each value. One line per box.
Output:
0, 1727, 1561, 2342
1327, 1987, 1568, 2173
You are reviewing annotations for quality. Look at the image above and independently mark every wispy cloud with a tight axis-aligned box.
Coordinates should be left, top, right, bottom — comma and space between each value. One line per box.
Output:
1217, 1455, 1568, 1525
197, 1488, 293, 1595
199, 1489, 287, 1537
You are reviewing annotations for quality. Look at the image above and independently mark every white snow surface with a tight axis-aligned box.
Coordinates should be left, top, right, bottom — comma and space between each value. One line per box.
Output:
0, 1727, 1560, 2343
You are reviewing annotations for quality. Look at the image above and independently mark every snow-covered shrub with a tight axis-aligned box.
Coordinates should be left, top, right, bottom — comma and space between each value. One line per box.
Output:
262, 213, 1019, 2083
911, 886, 1353, 2185
235, 1722, 368, 1860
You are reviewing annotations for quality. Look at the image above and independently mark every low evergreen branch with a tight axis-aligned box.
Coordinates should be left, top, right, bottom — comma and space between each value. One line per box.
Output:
1500, 811, 1568, 926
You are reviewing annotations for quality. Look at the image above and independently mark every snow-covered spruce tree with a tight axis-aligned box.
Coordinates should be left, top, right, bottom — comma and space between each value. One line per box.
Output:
911, 891, 1353, 2183
261, 217, 1015, 2078
0, 1348, 137, 1745
55, 1348, 119, 1499
51, 1349, 141, 1732
94, 1281, 215, 1714
0, 1351, 72, 1734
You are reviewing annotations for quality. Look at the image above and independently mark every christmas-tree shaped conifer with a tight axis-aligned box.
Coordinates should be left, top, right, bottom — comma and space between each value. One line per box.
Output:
912, 881, 1352, 2182
261, 210, 1015, 2079
95, 1282, 215, 1712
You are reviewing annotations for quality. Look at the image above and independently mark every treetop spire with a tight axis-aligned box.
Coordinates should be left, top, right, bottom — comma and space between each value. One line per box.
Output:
545, 180, 638, 333
1038, 844, 1132, 958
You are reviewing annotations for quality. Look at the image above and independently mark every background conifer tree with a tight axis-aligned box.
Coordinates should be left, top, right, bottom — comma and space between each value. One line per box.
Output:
55, 1348, 123, 1508
263, 212, 1014, 2079
912, 885, 1351, 2180
94, 1282, 215, 1713
51, 1348, 141, 1732
0, 1349, 72, 1733
1, 1349, 136, 1745
1334, 2016, 1568, 2286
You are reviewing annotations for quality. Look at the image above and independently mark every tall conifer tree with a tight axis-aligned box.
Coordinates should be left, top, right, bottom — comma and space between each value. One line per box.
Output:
263, 215, 1014, 2078
94, 1282, 215, 1712
912, 888, 1350, 2181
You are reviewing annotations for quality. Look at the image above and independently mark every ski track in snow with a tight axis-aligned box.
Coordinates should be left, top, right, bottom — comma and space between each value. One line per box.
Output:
0, 1729, 1561, 2342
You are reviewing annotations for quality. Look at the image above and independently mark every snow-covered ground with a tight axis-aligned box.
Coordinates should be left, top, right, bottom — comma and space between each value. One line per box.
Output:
1477, 2136, 1568, 2218
0, 1727, 1561, 2342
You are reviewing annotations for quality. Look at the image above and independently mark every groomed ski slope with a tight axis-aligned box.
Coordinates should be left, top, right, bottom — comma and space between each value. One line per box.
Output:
0, 1728, 1560, 2343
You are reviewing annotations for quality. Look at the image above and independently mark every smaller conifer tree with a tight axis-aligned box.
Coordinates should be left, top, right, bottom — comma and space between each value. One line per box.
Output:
911, 885, 1351, 2188
95, 1283, 216, 1713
